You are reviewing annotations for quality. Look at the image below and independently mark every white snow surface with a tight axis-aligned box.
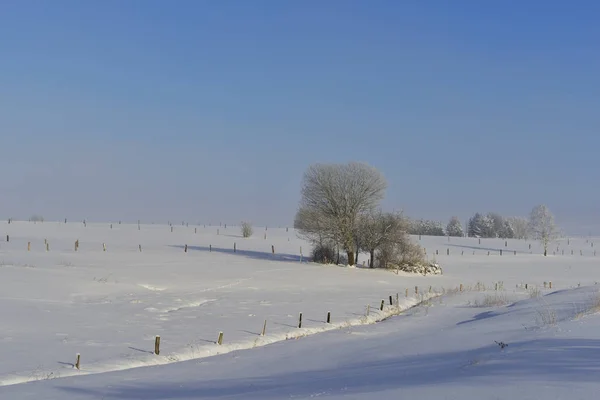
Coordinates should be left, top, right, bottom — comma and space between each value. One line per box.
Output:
1, 221, 600, 399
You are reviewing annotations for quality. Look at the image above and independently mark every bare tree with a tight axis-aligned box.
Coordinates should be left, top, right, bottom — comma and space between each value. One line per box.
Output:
357, 211, 408, 268
241, 221, 253, 238
528, 205, 559, 256
296, 162, 387, 266
294, 206, 343, 264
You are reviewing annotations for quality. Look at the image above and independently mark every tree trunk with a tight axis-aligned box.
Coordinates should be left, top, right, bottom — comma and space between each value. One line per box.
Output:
355, 247, 359, 265
347, 250, 355, 266
370, 249, 375, 268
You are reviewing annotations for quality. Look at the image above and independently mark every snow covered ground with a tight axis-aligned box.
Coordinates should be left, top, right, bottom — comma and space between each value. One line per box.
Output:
1, 221, 599, 398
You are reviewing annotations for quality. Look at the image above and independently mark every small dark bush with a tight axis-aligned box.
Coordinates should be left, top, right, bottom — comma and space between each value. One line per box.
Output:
311, 244, 336, 264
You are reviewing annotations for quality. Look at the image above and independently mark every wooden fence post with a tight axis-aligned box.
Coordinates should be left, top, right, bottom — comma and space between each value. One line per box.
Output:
154, 336, 160, 355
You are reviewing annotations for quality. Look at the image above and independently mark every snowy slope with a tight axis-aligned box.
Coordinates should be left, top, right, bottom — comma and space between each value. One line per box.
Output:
1, 221, 599, 397
2, 284, 600, 399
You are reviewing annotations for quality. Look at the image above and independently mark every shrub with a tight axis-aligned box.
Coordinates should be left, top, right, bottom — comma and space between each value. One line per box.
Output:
30, 214, 44, 222
468, 293, 511, 308
311, 243, 336, 264
376, 239, 441, 275
535, 305, 557, 326
528, 287, 542, 298
241, 221, 253, 238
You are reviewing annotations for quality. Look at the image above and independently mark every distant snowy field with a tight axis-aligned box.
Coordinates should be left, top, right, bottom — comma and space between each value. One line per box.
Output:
1, 221, 599, 399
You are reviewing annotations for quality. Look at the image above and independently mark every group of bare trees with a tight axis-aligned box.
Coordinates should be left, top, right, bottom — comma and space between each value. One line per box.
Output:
293, 162, 561, 265
294, 162, 423, 268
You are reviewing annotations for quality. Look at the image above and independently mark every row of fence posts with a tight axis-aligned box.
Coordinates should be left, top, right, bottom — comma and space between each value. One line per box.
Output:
50, 278, 568, 371
75, 284, 444, 370
424, 247, 597, 257
11, 237, 600, 259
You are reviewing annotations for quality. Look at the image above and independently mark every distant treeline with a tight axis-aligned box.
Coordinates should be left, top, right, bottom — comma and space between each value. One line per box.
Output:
407, 213, 530, 239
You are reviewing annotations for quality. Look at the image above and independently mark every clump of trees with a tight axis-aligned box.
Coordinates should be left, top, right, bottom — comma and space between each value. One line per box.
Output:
465, 206, 560, 256
241, 221, 253, 238
294, 162, 427, 269
467, 212, 521, 239
408, 219, 445, 236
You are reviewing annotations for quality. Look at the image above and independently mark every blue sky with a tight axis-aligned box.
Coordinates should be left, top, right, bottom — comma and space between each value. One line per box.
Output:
1, 1, 599, 233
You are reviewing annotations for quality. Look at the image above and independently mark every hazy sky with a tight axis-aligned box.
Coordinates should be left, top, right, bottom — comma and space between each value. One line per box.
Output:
1, 1, 599, 233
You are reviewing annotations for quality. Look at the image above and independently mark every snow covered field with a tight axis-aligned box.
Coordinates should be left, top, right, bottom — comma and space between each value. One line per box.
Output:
1, 221, 599, 399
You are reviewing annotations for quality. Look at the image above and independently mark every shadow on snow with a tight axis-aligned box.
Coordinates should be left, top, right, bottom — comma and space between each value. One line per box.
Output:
58, 338, 600, 399
169, 245, 308, 264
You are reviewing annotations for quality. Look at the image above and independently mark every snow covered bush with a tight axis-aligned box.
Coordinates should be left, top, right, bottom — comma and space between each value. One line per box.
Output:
394, 261, 443, 275
241, 221, 253, 238
468, 293, 511, 308
376, 238, 441, 275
